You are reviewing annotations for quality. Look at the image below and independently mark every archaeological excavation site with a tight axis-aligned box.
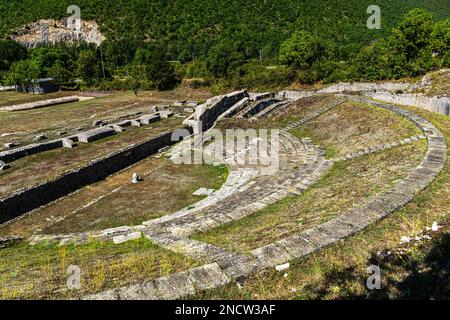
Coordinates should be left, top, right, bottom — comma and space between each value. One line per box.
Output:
0, 1, 449, 307
0, 73, 449, 301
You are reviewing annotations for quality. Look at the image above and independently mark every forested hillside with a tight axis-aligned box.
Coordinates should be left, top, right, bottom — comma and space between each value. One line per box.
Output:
1, 0, 449, 61
0, 1, 449, 91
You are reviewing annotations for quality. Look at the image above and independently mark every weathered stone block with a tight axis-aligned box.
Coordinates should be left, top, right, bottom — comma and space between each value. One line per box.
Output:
113, 231, 141, 244
153, 272, 195, 300
33, 134, 47, 141
251, 244, 291, 267
277, 235, 315, 259
159, 110, 174, 118
187, 263, 229, 291
139, 114, 160, 125
77, 127, 116, 143
62, 138, 75, 148
131, 120, 141, 127
4, 142, 19, 149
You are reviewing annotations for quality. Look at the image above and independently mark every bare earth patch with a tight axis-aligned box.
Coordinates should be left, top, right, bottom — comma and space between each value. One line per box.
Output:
0, 159, 227, 236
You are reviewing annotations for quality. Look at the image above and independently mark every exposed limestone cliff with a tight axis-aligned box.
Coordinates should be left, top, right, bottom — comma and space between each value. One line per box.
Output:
10, 19, 105, 49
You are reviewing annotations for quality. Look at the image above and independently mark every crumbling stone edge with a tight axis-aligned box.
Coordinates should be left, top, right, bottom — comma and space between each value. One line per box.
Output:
85, 97, 447, 300
0, 128, 191, 224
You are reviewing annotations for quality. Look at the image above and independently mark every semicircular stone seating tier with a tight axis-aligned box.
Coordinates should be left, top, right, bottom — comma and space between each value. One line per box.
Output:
29, 127, 332, 246
26, 95, 447, 300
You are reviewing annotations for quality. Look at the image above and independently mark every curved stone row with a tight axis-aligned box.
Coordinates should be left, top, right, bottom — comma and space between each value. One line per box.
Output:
282, 98, 345, 131
249, 95, 447, 268
332, 134, 427, 162
143, 132, 328, 238
86, 96, 447, 300
26, 93, 340, 245
250, 100, 291, 120
0, 96, 80, 112
28, 128, 330, 246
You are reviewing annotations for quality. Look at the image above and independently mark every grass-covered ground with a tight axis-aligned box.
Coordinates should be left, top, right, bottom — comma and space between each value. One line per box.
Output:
0, 160, 228, 237
0, 237, 201, 299
289, 101, 421, 158
0, 116, 184, 197
192, 103, 449, 300
193, 141, 426, 254
0, 91, 74, 107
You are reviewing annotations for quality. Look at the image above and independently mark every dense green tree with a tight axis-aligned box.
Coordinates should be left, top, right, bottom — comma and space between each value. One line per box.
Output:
206, 42, 245, 78
430, 18, 450, 56
47, 60, 72, 87
279, 31, 325, 69
132, 45, 177, 90
389, 9, 433, 59
76, 49, 102, 85
0, 40, 27, 71
6, 59, 38, 88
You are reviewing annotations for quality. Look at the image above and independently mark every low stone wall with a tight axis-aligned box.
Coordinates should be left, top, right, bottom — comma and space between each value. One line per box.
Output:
239, 98, 280, 118
0, 86, 15, 92
196, 90, 249, 131
318, 82, 409, 94
367, 92, 450, 116
0, 129, 190, 224
0, 96, 80, 112
0, 139, 64, 162
0, 113, 163, 164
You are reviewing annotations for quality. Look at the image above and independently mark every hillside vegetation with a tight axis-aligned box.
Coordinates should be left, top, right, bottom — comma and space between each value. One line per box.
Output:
0, 1, 449, 90
1, 0, 449, 59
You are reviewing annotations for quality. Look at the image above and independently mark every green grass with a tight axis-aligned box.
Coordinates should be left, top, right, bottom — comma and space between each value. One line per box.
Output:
192, 103, 450, 300
0, 237, 201, 299
193, 141, 427, 254
289, 101, 421, 157
0, 160, 229, 237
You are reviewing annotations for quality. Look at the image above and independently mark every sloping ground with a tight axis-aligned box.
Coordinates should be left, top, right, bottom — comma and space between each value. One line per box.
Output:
0, 161, 227, 237
0, 91, 75, 107
289, 100, 421, 158
0, 117, 183, 197
0, 92, 162, 146
0, 89, 447, 300
411, 69, 450, 97
192, 104, 449, 300
77, 93, 445, 300
0, 238, 200, 299
193, 141, 427, 254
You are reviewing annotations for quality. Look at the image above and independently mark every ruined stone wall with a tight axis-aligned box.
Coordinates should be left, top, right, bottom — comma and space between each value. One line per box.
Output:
367, 92, 450, 116
0, 140, 64, 162
0, 96, 80, 112
197, 90, 249, 131
318, 82, 409, 93
275, 91, 316, 101
0, 129, 187, 223
276, 88, 449, 117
